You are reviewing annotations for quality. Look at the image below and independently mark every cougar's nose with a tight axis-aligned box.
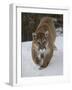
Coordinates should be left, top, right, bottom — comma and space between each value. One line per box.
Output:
41, 54, 44, 58
40, 45, 45, 49
40, 47, 43, 49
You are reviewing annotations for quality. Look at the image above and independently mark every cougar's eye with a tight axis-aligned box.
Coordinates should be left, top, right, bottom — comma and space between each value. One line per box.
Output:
38, 42, 40, 45
37, 40, 40, 45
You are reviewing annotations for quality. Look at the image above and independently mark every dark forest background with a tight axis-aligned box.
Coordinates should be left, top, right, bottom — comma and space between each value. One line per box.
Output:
21, 13, 63, 42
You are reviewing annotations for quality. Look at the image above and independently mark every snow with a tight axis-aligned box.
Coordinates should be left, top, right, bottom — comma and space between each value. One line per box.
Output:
56, 27, 63, 36
21, 36, 63, 77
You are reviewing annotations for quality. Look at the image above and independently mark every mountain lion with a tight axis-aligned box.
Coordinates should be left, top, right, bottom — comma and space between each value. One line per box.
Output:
32, 17, 56, 69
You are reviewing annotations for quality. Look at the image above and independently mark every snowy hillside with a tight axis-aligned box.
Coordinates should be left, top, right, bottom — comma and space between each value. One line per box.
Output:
21, 36, 63, 77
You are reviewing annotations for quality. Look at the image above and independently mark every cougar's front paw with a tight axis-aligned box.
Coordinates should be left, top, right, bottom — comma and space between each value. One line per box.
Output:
39, 66, 44, 70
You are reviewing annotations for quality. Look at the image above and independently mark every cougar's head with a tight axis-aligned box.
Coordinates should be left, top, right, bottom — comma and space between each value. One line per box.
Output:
32, 31, 49, 59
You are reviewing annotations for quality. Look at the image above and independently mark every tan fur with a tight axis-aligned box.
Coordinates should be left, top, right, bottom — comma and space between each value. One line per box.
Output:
32, 17, 56, 69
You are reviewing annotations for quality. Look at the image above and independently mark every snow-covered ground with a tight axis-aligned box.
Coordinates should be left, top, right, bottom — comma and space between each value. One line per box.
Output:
21, 36, 63, 77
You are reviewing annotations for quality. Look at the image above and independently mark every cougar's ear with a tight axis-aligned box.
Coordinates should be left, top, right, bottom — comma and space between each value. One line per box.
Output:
45, 31, 49, 38
32, 32, 37, 40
